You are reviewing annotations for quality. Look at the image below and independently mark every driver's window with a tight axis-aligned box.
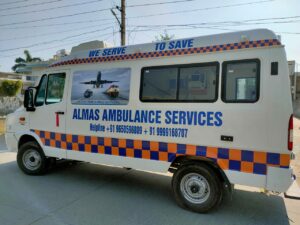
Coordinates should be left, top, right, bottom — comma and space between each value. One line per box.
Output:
35, 75, 47, 107
46, 73, 66, 105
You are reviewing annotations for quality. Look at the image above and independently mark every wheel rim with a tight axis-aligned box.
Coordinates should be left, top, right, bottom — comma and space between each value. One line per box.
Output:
180, 172, 211, 204
22, 149, 42, 171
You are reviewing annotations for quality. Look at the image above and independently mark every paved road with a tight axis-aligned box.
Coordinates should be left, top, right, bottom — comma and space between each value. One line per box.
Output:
0, 135, 6, 151
0, 152, 299, 225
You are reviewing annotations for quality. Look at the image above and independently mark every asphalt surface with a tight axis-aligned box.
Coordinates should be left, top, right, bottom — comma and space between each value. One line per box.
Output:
0, 151, 299, 225
0, 135, 6, 151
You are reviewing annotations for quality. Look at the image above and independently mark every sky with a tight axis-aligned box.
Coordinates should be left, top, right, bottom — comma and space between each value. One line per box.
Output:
0, 0, 299, 72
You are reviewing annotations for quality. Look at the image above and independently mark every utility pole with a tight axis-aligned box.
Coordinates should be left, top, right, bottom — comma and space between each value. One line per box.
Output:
111, 0, 126, 46
120, 0, 126, 46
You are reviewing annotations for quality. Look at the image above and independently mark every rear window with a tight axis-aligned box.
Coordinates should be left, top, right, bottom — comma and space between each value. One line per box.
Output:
140, 62, 219, 102
178, 65, 218, 101
222, 59, 260, 103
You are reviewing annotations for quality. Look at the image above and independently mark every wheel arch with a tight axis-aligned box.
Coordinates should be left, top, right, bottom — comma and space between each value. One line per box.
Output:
169, 155, 231, 188
18, 133, 43, 151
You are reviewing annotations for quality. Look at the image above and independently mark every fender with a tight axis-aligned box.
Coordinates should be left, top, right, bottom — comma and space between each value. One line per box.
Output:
15, 130, 45, 150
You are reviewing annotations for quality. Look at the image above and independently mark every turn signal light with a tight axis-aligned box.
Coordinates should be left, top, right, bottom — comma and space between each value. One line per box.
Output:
19, 117, 26, 125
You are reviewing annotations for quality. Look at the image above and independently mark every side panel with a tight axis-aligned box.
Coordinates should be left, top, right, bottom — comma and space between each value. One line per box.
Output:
64, 48, 288, 153
29, 70, 70, 158
27, 46, 290, 191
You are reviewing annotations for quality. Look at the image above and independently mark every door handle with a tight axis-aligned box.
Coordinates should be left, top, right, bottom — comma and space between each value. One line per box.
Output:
55, 111, 64, 127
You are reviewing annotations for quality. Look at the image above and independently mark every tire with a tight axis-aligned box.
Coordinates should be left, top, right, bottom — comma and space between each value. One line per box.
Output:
17, 141, 47, 175
172, 163, 223, 213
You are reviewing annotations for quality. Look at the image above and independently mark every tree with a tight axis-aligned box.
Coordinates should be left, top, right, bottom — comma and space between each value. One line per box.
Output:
12, 50, 42, 73
155, 30, 175, 41
0, 80, 22, 96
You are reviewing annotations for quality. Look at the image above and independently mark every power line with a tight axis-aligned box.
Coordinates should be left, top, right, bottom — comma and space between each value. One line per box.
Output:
3, 14, 300, 31
127, 26, 238, 33
0, 27, 112, 52
42, 33, 115, 52
127, 0, 195, 8
0, 0, 103, 17
130, 15, 300, 28
111, 0, 126, 45
0, 8, 111, 27
127, 0, 275, 19
31, 32, 113, 53
0, 0, 197, 19
1, 20, 113, 30
0, 0, 30, 6
0, 0, 64, 12
220, 15, 300, 23
0, 0, 274, 27
0, 32, 114, 58
128, 24, 300, 35
0, 23, 113, 42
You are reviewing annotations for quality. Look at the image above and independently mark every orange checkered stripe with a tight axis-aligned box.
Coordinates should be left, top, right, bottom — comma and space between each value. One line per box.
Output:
32, 129, 290, 175
49, 39, 281, 68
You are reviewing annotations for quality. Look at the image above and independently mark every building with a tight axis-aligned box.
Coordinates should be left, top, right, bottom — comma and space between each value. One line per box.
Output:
289, 60, 300, 101
16, 61, 52, 82
0, 71, 22, 80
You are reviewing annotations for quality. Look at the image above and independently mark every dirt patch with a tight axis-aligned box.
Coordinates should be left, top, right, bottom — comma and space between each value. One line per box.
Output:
291, 154, 300, 186
292, 117, 300, 186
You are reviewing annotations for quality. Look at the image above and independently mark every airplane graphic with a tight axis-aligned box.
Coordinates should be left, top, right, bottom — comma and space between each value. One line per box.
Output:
80, 71, 118, 88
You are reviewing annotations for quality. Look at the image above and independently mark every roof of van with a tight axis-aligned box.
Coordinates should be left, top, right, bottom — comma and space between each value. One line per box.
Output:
50, 29, 280, 68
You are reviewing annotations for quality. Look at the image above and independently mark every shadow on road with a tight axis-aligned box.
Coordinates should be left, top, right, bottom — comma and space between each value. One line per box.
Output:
0, 158, 290, 225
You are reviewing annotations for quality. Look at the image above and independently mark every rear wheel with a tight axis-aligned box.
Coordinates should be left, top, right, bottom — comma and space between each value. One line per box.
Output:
17, 141, 47, 175
172, 163, 223, 213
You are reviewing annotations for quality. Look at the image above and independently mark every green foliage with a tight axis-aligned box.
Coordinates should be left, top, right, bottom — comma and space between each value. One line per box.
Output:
0, 80, 22, 96
12, 49, 42, 73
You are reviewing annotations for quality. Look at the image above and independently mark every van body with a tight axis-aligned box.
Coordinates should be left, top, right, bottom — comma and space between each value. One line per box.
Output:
5, 29, 294, 212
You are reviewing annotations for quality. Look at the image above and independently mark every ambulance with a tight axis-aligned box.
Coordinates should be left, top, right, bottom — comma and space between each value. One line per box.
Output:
5, 29, 295, 213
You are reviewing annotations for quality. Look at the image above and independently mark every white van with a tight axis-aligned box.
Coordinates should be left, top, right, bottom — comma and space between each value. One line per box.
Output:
5, 29, 294, 213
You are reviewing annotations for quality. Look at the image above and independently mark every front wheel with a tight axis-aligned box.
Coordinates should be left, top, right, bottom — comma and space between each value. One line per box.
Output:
172, 163, 223, 213
17, 141, 47, 175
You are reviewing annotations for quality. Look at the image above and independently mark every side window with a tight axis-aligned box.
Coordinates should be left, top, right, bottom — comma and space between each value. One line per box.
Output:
35, 75, 47, 107
141, 68, 178, 101
179, 65, 218, 101
46, 73, 66, 104
222, 60, 260, 103
140, 63, 219, 102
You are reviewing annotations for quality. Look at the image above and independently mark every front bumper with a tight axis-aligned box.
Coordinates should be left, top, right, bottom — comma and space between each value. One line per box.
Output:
5, 132, 18, 152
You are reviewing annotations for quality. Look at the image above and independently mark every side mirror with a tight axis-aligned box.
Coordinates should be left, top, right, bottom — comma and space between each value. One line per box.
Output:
24, 89, 35, 111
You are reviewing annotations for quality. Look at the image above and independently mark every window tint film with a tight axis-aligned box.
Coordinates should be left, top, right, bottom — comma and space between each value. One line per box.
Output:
141, 68, 178, 101
46, 73, 66, 104
35, 75, 47, 106
222, 60, 259, 102
179, 65, 217, 101
140, 63, 219, 102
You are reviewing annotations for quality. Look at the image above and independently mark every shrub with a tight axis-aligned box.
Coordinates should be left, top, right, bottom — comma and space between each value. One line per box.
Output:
0, 80, 22, 97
